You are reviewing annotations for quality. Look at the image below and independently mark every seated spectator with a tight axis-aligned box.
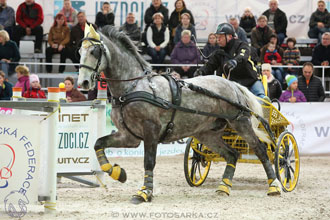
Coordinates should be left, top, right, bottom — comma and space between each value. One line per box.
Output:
0, 0, 15, 39
173, 13, 196, 45
261, 63, 282, 100
144, 0, 169, 30
171, 30, 201, 78
264, 42, 285, 86
46, 13, 70, 73
251, 15, 274, 56
23, 74, 46, 99
147, 12, 169, 72
262, 0, 287, 45
282, 37, 300, 76
60, 0, 78, 29
279, 75, 306, 103
239, 7, 256, 38
229, 17, 248, 43
95, 2, 114, 29
260, 33, 283, 63
202, 33, 220, 60
119, 13, 141, 46
169, 0, 194, 41
65, 12, 96, 68
64, 76, 86, 102
0, 30, 20, 77
0, 70, 12, 100
308, 0, 330, 41
298, 62, 325, 102
13, 0, 44, 53
14, 65, 30, 95
311, 32, 330, 77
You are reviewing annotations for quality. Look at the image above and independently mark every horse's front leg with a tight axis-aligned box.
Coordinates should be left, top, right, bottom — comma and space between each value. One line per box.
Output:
94, 131, 140, 183
131, 120, 161, 204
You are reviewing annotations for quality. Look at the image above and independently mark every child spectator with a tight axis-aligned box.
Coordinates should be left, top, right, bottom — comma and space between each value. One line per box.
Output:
282, 37, 300, 76
279, 75, 306, 103
260, 33, 284, 63
173, 13, 196, 45
60, 0, 77, 29
261, 63, 282, 100
264, 42, 285, 85
64, 76, 86, 102
23, 74, 46, 98
0, 70, 12, 100
14, 65, 30, 95
202, 33, 220, 60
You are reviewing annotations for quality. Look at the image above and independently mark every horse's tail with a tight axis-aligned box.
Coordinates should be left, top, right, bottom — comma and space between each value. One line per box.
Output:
236, 84, 272, 144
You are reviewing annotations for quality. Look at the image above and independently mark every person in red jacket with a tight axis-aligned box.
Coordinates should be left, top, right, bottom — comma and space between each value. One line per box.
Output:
264, 42, 285, 86
12, 0, 44, 53
23, 74, 46, 99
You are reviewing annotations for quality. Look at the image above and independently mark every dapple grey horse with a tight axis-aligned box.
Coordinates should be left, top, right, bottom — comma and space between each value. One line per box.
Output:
78, 25, 281, 204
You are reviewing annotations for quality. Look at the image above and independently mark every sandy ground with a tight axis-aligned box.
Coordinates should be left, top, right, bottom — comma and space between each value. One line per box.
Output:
1, 155, 330, 220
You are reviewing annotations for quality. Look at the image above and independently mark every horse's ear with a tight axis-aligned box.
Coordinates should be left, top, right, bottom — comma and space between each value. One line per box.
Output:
84, 23, 91, 38
89, 24, 100, 41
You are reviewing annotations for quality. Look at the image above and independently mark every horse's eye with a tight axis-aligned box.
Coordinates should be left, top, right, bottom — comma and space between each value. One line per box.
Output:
91, 47, 101, 58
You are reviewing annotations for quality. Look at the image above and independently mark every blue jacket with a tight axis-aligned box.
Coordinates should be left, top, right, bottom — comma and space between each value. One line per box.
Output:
0, 5, 15, 28
0, 81, 13, 100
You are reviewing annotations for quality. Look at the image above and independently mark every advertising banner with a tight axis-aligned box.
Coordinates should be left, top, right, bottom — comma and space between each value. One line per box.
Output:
0, 115, 41, 218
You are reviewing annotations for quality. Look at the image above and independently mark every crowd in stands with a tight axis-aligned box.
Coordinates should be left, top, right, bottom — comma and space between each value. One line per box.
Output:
0, 0, 329, 103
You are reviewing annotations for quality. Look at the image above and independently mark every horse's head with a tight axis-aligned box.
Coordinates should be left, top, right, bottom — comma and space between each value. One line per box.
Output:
78, 24, 108, 90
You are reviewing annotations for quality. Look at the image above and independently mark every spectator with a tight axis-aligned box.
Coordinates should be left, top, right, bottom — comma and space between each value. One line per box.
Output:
229, 17, 248, 43
261, 63, 282, 100
282, 37, 300, 76
251, 15, 274, 56
119, 12, 141, 46
173, 13, 196, 45
264, 42, 284, 86
279, 75, 306, 103
202, 33, 220, 60
13, 0, 44, 53
308, 0, 330, 41
146, 12, 169, 72
64, 76, 86, 102
298, 62, 325, 102
144, 0, 169, 30
239, 7, 256, 38
0, 30, 20, 77
46, 13, 70, 73
311, 32, 330, 77
14, 65, 30, 95
23, 74, 46, 99
60, 0, 78, 29
95, 2, 114, 29
169, 0, 194, 40
65, 12, 95, 67
262, 0, 287, 45
260, 33, 284, 63
0, 0, 15, 39
0, 70, 12, 100
171, 30, 201, 78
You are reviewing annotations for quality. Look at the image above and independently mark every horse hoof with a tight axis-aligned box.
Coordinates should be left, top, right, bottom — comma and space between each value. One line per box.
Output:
131, 196, 147, 205
267, 186, 281, 196
118, 168, 127, 183
216, 185, 230, 196
109, 165, 127, 183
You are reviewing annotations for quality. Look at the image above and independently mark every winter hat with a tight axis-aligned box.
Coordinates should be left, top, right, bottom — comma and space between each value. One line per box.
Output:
285, 74, 297, 87
261, 63, 271, 71
29, 74, 40, 83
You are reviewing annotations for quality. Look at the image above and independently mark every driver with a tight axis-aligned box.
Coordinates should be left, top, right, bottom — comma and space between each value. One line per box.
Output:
194, 23, 266, 99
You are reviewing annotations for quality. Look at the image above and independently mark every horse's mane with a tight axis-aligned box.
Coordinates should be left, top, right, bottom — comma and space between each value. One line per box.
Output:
100, 25, 150, 70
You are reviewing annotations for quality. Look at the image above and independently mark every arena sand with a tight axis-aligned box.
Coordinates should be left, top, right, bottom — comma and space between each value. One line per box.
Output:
1, 156, 330, 220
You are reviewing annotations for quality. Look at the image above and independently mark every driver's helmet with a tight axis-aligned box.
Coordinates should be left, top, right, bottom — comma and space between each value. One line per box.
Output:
215, 23, 236, 36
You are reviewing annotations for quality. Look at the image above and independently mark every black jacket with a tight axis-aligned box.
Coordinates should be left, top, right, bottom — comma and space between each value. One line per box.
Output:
298, 75, 325, 102
239, 16, 256, 33
268, 77, 282, 100
198, 38, 259, 87
309, 9, 329, 28
144, 4, 169, 30
262, 8, 287, 35
0, 81, 13, 100
68, 22, 96, 48
119, 22, 141, 42
169, 8, 194, 33
311, 44, 330, 65
95, 11, 114, 28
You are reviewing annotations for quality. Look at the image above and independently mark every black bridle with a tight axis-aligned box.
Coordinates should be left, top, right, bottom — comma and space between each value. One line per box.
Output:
79, 37, 107, 81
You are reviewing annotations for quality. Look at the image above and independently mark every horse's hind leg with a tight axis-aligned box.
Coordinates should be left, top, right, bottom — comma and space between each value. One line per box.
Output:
196, 131, 239, 196
94, 131, 140, 183
230, 116, 281, 196
131, 119, 161, 204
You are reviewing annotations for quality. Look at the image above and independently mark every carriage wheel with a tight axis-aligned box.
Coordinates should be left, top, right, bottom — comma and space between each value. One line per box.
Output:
184, 137, 211, 187
275, 131, 300, 192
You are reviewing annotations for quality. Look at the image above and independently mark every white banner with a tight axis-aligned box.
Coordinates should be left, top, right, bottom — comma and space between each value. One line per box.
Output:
8, 0, 330, 40
0, 115, 41, 217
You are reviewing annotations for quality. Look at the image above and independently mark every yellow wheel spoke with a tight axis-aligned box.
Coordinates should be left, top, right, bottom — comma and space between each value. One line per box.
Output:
283, 177, 287, 186
280, 168, 285, 175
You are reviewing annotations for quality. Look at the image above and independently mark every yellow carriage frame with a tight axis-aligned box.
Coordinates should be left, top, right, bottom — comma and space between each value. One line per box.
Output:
184, 102, 300, 192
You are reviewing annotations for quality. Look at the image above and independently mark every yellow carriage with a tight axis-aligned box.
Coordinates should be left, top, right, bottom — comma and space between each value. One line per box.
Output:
184, 102, 300, 192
